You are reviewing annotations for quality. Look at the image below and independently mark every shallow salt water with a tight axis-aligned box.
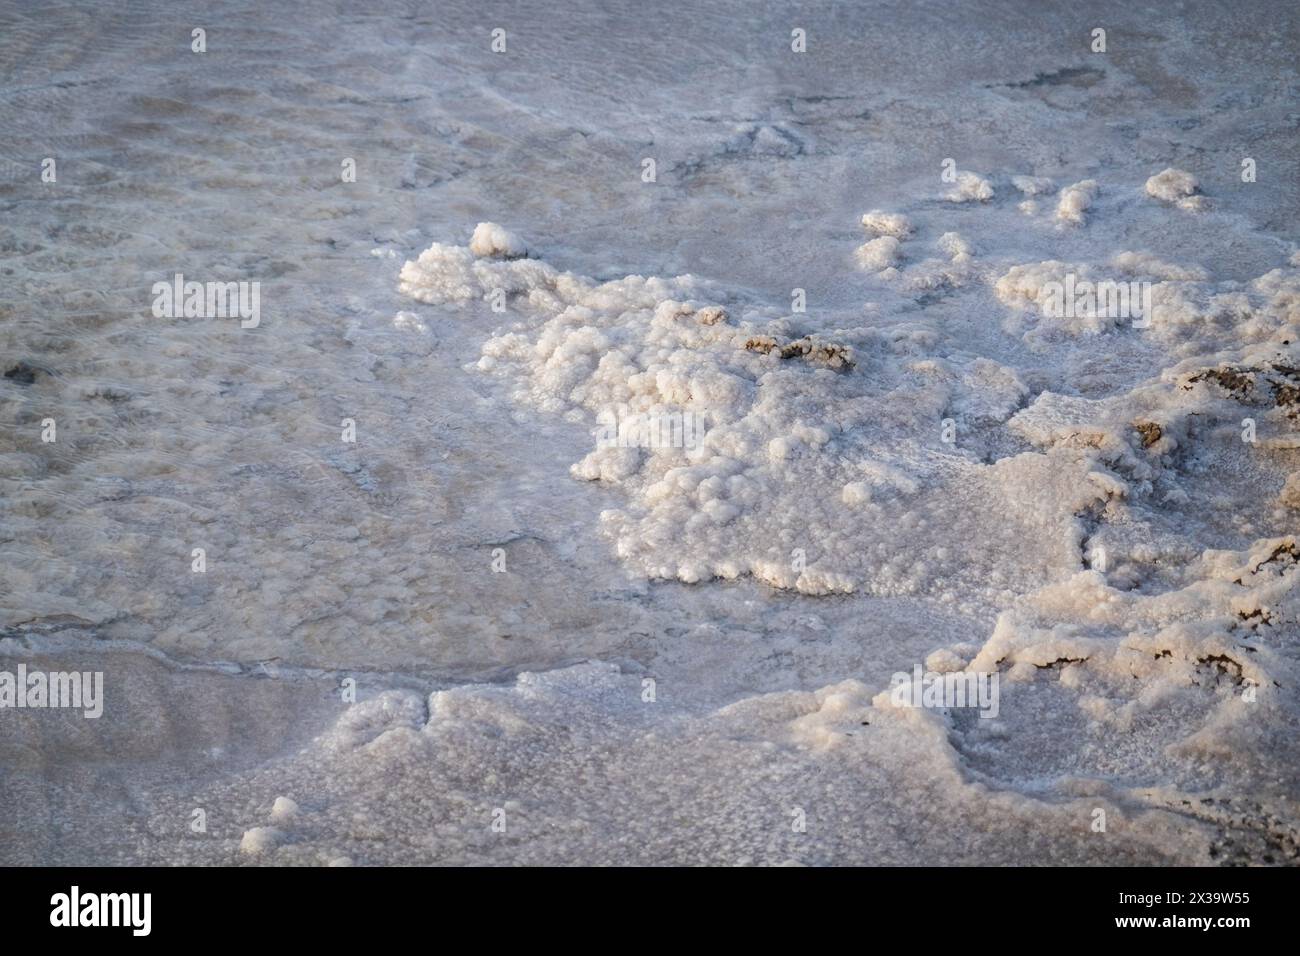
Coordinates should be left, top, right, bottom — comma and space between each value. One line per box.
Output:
1, 0, 1298, 865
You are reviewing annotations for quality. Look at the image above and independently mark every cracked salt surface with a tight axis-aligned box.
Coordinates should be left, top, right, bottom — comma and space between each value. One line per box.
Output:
2, 0, 1298, 865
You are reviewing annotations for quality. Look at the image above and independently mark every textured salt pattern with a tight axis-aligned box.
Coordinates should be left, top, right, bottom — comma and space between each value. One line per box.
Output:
3, 0, 1298, 865
389, 191, 1299, 860
400, 211, 1299, 604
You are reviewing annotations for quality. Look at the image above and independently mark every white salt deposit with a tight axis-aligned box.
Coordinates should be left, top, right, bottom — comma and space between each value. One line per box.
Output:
1012, 175, 1056, 196
398, 199, 1299, 614
937, 231, 973, 261
946, 171, 994, 202
468, 222, 529, 260
860, 210, 914, 238
855, 235, 903, 271
239, 827, 285, 856
1145, 167, 1206, 211
4, 0, 1296, 868
1056, 179, 1099, 224
1145, 167, 1200, 202
270, 796, 300, 824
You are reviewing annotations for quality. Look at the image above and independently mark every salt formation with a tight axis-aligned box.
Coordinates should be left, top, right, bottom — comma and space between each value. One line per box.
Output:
1013, 176, 1056, 216
946, 170, 994, 202
171, 528, 1299, 865
365, 154, 1300, 867
855, 210, 911, 271
467, 221, 528, 259
995, 252, 1299, 348
239, 826, 284, 855
401, 224, 1085, 595
936, 231, 973, 262
270, 796, 300, 823
1055, 179, 1099, 224
1012, 175, 1056, 196
855, 235, 902, 272
6, 0, 1296, 870
860, 210, 914, 238
400, 207, 1298, 609
1145, 167, 1206, 211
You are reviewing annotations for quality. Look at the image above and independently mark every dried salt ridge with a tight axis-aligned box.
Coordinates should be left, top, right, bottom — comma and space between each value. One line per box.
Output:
994, 250, 1299, 351
923, 534, 1300, 860
146, 535, 1299, 866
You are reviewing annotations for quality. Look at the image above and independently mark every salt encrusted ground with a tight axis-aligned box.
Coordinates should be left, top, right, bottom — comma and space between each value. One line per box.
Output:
1, 0, 1297, 865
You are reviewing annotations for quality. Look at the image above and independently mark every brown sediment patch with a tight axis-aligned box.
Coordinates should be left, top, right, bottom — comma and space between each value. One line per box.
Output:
743, 334, 854, 369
